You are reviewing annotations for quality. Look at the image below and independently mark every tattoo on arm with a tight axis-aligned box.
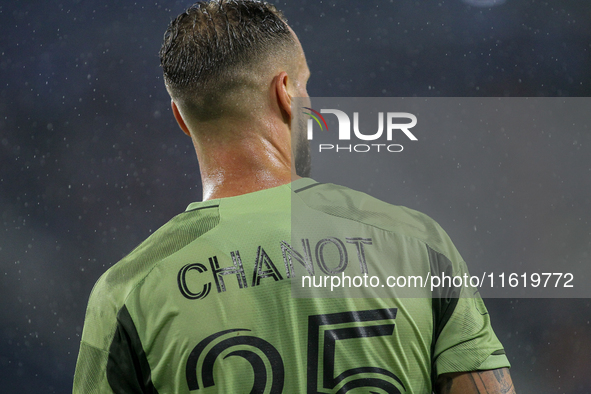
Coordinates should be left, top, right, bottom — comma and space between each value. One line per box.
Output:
436, 368, 516, 394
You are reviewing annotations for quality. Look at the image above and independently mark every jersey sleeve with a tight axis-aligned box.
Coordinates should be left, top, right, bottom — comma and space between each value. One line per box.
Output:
432, 292, 511, 378
73, 208, 217, 393
427, 227, 510, 378
73, 280, 157, 394
73, 276, 118, 394
73, 268, 148, 394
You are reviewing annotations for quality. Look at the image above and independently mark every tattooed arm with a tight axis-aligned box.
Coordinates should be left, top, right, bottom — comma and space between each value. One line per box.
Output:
435, 367, 516, 394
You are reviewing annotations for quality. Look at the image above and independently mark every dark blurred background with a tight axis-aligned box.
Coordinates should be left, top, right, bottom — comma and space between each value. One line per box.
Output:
1, 0, 590, 392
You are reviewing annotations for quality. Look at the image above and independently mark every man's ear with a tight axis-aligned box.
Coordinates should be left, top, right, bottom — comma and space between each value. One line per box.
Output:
274, 71, 292, 123
171, 100, 191, 137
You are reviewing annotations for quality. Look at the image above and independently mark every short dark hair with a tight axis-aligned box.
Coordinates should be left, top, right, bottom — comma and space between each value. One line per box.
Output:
160, 0, 296, 114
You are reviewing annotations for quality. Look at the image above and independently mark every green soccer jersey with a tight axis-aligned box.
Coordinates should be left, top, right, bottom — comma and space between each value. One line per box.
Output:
73, 178, 509, 394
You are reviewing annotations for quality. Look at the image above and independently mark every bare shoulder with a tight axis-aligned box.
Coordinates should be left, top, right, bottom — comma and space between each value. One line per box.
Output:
435, 368, 516, 394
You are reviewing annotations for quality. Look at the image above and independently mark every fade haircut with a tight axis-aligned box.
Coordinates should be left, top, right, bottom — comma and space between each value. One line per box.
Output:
160, 0, 297, 121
